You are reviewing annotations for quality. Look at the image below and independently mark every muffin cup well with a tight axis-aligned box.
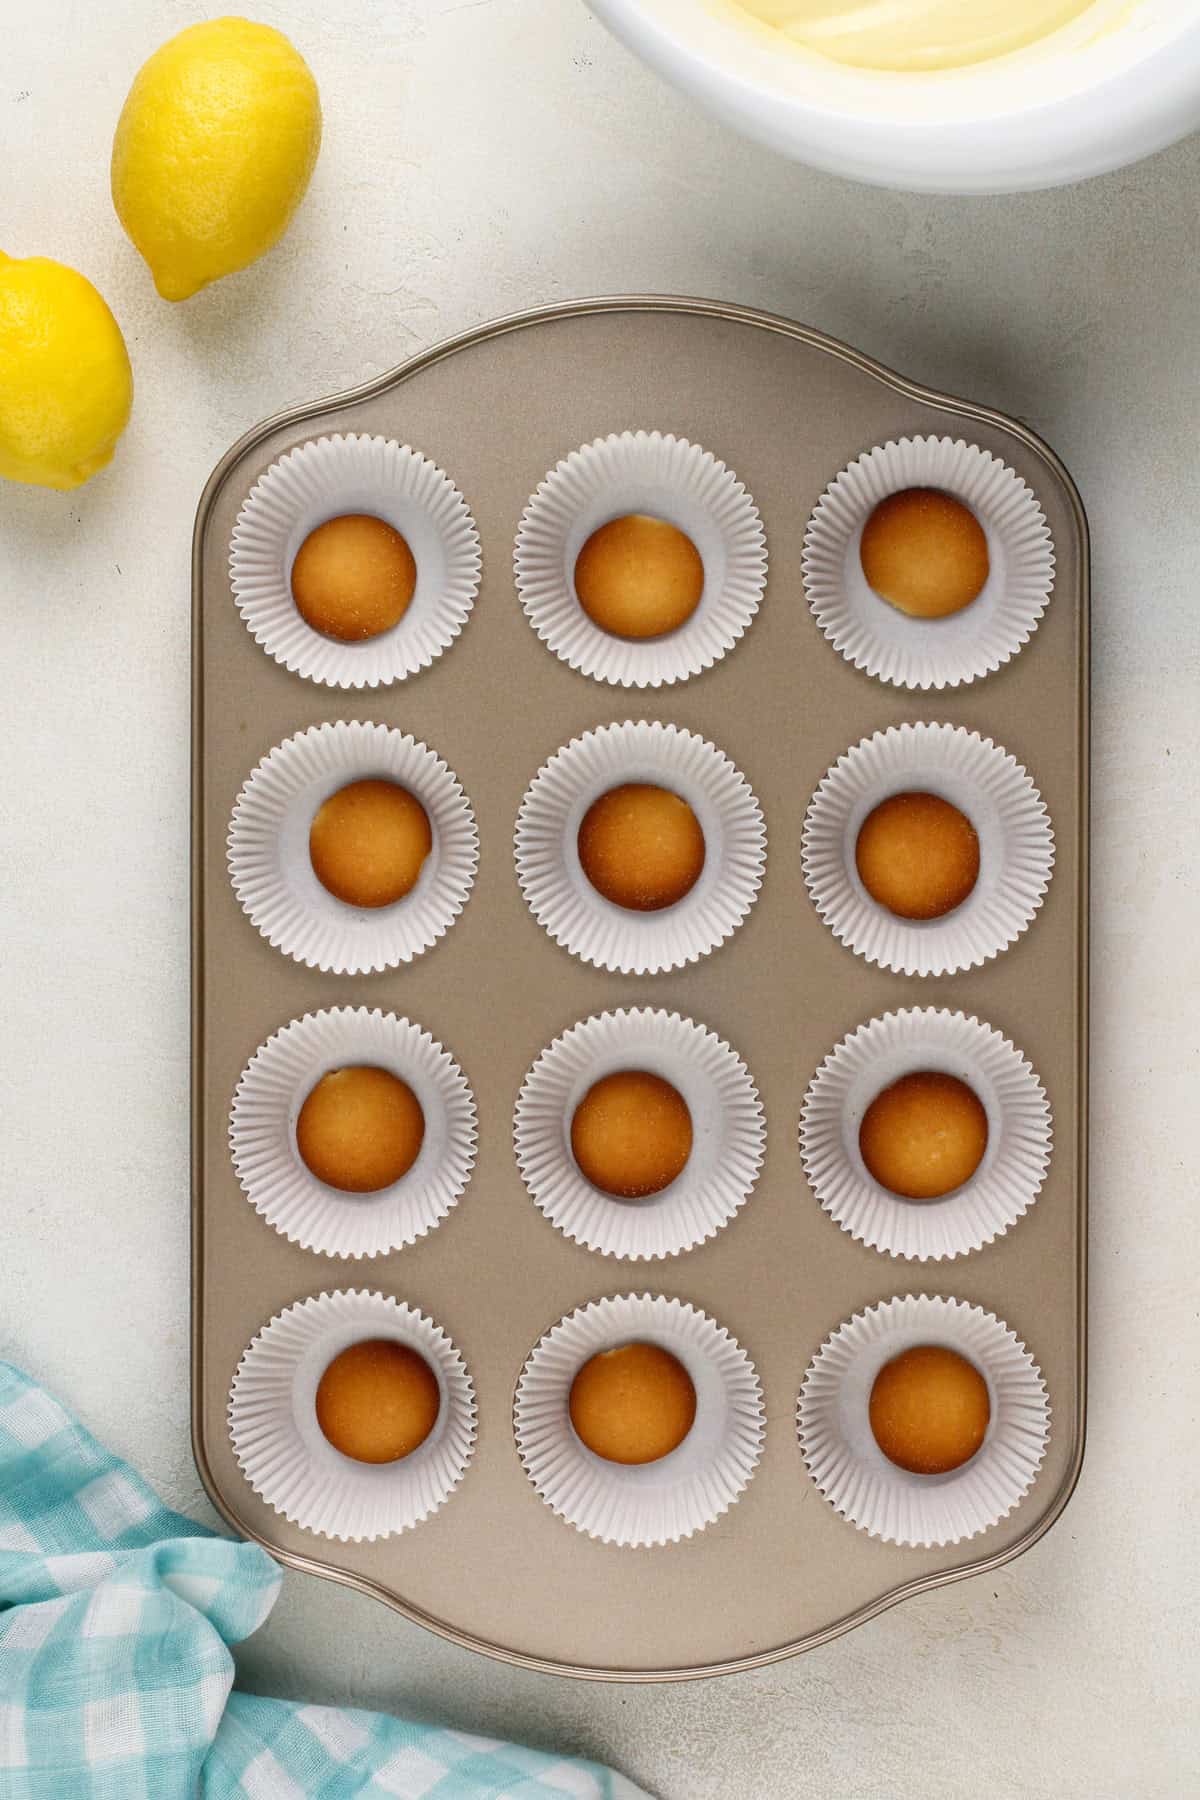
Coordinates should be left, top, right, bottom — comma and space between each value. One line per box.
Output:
514, 720, 766, 975
229, 433, 481, 689
227, 720, 478, 975
802, 721, 1054, 977
802, 435, 1054, 690
514, 430, 767, 688
514, 1293, 764, 1547
797, 1293, 1050, 1549
515, 1008, 764, 1261
228, 1290, 476, 1543
800, 1009, 1052, 1261
230, 1008, 477, 1259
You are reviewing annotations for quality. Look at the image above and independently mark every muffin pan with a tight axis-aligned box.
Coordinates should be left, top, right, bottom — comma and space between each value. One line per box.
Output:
192, 296, 1088, 1678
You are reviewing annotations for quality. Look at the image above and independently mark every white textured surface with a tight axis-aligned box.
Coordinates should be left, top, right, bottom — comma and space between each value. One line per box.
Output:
0, 2, 1197, 1795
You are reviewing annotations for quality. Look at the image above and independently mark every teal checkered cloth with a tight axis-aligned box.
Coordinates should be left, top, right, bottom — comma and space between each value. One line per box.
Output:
0, 1364, 651, 1799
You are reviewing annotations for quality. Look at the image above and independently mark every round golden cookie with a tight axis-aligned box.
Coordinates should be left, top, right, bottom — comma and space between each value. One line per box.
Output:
859, 1070, 988, 1201
868, 1343, 990, 1475
573, 514, 704, 640
569, 1341, 697, 1466
296, 1066, 425, 1194
577, 783, 705, 912
855, 790, 980, 921
315, 1338, 441, 1465
291, 513, 417, 641
309, 779, 432, 909
570, 1070, 693, 1199
859, 487, 989, 619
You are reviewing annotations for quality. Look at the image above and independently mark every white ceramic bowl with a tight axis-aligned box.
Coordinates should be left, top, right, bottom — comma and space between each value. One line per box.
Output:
586, 0, 1200, 193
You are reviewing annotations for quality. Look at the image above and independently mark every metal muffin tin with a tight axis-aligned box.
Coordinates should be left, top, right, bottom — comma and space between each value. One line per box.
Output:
192, 296, 1088, 1679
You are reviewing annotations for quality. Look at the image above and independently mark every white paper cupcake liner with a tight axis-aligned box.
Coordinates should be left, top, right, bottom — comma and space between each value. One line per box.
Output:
228, 1290, 476, 1542
229, 433, 481, 689
802, 436, 1054, 690
227, 720, 478, 975
515, 721, 766, 975
800, 1009, 1052, 1261
514, 1293, 764, 1547
514, 431, 767, 687
515, 1009, 764, 1261
802, 721, 1054, 977
798, 1293, 1049, 1548
230, 1008, 477, 1259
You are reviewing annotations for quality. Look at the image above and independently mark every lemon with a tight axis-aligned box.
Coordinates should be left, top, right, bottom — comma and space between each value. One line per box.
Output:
0, 253, 133, 491
111, 18, 321, 302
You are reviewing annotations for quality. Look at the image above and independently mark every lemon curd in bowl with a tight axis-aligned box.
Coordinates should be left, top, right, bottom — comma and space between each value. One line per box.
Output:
726, 1, 1103, 74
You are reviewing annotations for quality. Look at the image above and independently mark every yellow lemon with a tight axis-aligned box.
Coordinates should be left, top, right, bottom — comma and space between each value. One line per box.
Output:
111, 17, 321, 302
0, 253, 133, 491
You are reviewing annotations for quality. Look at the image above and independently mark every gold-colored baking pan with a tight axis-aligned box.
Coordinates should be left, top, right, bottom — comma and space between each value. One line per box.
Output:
192, 297, 1088, 1679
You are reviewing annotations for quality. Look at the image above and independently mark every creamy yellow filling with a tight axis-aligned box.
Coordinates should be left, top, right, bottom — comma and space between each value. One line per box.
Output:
728, 0, 1101, 71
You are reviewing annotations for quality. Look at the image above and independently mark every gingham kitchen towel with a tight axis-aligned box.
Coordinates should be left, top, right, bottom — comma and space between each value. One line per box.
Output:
0, 1363, 651, 1799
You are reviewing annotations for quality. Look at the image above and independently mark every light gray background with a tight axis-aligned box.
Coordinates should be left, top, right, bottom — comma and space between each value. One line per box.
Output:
1, 3, 1197, 1796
